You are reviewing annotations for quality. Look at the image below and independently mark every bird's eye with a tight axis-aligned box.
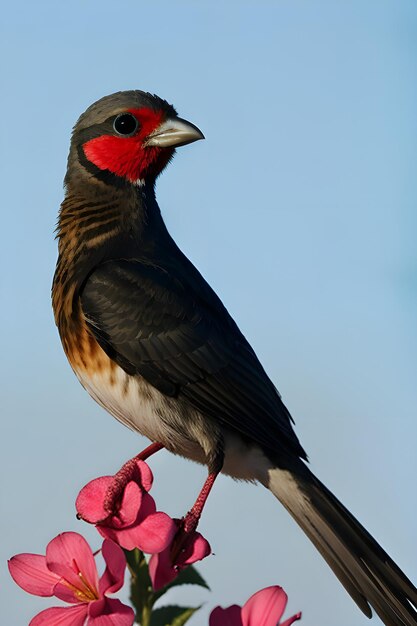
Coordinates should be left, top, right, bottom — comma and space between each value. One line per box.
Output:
113, 113, 139, 136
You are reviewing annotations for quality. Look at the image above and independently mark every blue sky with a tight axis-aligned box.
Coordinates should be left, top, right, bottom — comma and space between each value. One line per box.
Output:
1, 2, 416, 625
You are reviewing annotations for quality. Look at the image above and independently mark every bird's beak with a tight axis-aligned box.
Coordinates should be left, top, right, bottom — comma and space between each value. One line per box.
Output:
146, 117, 205, 148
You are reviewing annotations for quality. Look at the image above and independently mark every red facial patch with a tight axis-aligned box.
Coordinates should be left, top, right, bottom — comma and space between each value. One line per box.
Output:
83, 108, 170, 182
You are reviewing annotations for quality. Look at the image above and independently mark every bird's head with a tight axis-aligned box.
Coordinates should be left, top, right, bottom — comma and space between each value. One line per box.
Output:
66, 90, 204, 188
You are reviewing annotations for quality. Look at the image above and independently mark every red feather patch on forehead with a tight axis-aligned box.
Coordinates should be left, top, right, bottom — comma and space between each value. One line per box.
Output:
82, 107, 167, 182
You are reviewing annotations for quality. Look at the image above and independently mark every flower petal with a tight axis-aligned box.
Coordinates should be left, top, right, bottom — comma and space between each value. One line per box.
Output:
148, 548, 174, 590
136, 460, 153, 491
8, 554, 60, 596
88, 598, 135, 625
148, 523, 211, 590
96, 525, 121, 546
46, 532, 99, 594
76, 476, 114, 523
242, 586, 288, 626
99, 540, 126, 595
209, 605, 243, 626
134, 511, 176, 554
29, 604, 87, 626
280, 612, 302, 626
117, 481, 143, 526
99, 526, 139, 551
53, 580, 88, 604
135, 491, 157, 522
179, 531, 211, 567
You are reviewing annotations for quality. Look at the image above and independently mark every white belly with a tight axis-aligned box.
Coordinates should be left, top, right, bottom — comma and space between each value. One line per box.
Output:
76, 364, 198, 451
75, 362, 271, 482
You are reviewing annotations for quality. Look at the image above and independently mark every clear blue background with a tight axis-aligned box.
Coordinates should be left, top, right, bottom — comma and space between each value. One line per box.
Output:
1, 2, 416, 625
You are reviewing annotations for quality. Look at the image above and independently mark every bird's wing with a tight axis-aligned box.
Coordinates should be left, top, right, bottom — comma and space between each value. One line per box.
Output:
80, 257, 306, 460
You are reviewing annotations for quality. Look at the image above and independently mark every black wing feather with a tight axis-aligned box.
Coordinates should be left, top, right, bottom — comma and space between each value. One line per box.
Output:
81, 257, 306, 460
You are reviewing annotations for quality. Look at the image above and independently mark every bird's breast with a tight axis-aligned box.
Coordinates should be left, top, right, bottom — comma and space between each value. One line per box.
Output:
76, 355, 268, 482
58, 306, 267, 481
61, 315, 205, 463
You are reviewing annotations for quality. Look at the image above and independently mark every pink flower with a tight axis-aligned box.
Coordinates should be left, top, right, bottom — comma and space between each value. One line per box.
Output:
8, 531, 134, 626
209, 586, 301, 626
76, 459, 176, 553
149, 518, 211, 590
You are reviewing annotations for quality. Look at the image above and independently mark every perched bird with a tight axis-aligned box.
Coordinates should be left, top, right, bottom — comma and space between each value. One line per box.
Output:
53, 90, 416, 625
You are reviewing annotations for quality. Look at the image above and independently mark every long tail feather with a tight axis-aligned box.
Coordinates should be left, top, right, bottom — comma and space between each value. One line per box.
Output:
267, 466, 417, 625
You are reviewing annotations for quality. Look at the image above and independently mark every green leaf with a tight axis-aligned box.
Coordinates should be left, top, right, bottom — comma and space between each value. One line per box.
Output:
153, 564, 210, 603
149, 605, 202, 626
124, 550, 210, 623
172, 565, 210, 590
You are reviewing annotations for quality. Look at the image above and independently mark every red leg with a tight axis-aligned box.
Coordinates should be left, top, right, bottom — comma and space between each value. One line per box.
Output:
169, 470, 220, 564
134, 441, 164, 462
104, 442, 164, 514
182, 470, 219, 533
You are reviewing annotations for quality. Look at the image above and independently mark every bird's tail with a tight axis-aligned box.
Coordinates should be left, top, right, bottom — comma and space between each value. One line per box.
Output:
266, 465, 417, 625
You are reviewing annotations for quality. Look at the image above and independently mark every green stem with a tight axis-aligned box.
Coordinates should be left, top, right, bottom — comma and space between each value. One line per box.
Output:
139, 603, 152, 626
125, 549, 154, 625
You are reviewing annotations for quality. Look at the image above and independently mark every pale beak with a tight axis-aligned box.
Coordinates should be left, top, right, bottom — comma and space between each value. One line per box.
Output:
146, 117, 205, 148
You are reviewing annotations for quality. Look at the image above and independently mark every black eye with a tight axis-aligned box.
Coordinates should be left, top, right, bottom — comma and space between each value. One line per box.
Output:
113, 113, 139, 136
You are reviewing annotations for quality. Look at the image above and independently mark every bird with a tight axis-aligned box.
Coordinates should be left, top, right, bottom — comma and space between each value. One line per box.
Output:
52, 90, 417, 625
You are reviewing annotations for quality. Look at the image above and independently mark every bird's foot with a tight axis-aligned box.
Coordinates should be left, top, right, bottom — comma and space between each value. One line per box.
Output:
103, 442, 164, 515
169, 512, 204, 566
181, 509, 201, 535
169, 474, 218, 564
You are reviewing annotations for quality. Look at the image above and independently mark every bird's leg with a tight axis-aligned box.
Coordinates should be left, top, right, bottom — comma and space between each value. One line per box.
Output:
182, 470, 219, 533
182, 445, 224, 534
170, 476, 218, 565
135, 441, 165, 462
104, 442, 164, 514
170, 447, 223, 564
